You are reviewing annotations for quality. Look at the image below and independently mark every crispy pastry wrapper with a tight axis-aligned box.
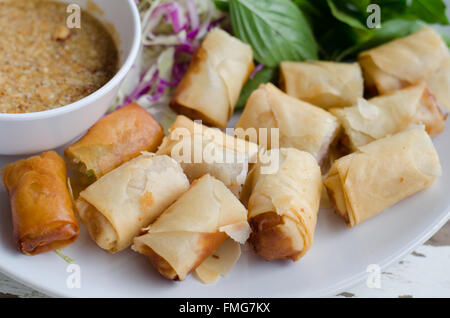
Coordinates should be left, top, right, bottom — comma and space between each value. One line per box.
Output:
324, 126, 441, 227
358, 27, 449, 95
241, 148, 322, 261
427, 55, 450, 111
280, 61, 363, 109
157, 115, 259, 196
169, 28, 254, 129
65, 103, 164, 188
235, 83, 340, 165
2, 151, 79, 255
194, 238, 241, 284
132, 174, 250, 281
75, 152, 189, 253
330, 83, 446, 150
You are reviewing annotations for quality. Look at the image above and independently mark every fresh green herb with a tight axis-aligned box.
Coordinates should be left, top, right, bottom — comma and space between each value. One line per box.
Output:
215, 0, 449, 62
335, 19, 425, 60
55, 249, 74, 264
410, 0, 449, 25
291, 0, 326, 21
214, 0, 229, 12
373, 0, 409, 21
214, 0, 449, 106
327, 0, 369, 30
228, 0, 318, 67
309, 0, 450, 60
235, 66, 278, 109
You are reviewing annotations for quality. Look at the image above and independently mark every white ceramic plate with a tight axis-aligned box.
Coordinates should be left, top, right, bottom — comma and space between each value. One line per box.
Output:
0, 123, 448, 298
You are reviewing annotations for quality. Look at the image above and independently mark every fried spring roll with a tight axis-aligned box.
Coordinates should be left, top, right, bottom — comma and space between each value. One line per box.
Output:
170, 29, 254, 129
280, 61, 363, 109
427, 55, 450, 111
65, 103, 164, 187
75, 153, 189, 253
2, 151, 79, 255
324, 126, 441, 227
132, 174, 250, 281
330, 83, 446, 150
156, 115, 259, 196
358, 27, 449, 96
235, 83, 340, 165
241, 148, 321, 261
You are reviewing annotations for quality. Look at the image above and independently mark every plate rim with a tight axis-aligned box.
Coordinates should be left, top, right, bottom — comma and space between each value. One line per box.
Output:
0, 208, 448, 298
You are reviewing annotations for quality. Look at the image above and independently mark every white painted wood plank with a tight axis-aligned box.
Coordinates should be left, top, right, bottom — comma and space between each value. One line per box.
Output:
336, 245, 450, 298
0, 273, 47, 298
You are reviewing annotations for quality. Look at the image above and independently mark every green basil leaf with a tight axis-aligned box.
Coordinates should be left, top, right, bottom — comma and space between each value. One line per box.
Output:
229, 0, 318, 67
293, 0, 335, 42
335, 19, 425, 60
372, 0, 408, 21
344, 0, 371, 13
373, 0, 408, 12
334, 0, 371, 16
319, 23, 362, 60
235, 66, 277, 109
327, 0, 368, 30
213, 0, 230, 12
292, 0, 327, 20
410, 0, 449, 25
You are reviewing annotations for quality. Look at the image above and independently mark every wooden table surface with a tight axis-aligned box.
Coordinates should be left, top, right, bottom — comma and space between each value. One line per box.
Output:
1, 220, 448, 298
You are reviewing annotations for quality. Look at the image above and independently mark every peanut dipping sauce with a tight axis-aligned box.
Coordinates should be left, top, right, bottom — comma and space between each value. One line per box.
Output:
0, 0, 118, 113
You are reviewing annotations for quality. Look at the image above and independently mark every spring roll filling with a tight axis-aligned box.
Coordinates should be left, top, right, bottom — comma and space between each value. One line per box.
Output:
249, 212, 304, 261
75, 198, 118, 252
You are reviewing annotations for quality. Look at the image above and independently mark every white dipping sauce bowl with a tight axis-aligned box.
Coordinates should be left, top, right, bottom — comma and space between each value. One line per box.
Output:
0, 0, 141, 155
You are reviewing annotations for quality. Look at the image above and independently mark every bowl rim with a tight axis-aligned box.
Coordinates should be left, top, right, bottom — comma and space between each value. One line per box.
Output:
0, 0, 141, 122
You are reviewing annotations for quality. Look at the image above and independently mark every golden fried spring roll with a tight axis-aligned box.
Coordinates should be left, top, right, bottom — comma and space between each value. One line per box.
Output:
330, 83, 446, 150
65, 102, 164, 187
241, 148, 321, 261
280, 61, 363, 109
170, 29, 254, 129
427, 55, 450, 111
157, 115, 259, 196
132, 174, 250, 281
359, 27, 449, 95
2, 151, 79, 255
235, 83, 340, 165
75, 152, 189, 253
324, 126, 441, 227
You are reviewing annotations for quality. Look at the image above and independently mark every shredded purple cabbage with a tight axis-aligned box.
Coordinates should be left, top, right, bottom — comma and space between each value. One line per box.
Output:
118, 1, 224, 109
155, 3, 187, 33
250, 63, 264, 79
186, 0, 200, 30
207, 16, 226, 31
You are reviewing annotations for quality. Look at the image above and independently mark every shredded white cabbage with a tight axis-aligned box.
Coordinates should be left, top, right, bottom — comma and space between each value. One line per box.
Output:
112, 0, 225, 128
